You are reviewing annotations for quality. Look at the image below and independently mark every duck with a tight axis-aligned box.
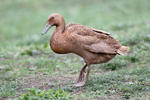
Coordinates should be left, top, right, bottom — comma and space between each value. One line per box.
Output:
41, 13, 129, 87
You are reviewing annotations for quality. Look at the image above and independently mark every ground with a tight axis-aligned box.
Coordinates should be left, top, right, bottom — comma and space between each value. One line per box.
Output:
0, 0, 150, 100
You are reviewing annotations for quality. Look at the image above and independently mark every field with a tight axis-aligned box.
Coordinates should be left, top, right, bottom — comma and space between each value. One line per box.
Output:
0, 0, 150, 99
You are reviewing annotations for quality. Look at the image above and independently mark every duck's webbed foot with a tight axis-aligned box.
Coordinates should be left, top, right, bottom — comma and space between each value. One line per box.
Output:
74, 64, 90, 87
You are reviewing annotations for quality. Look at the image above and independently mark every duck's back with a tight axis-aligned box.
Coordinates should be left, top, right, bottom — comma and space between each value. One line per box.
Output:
65, 23, 121, 54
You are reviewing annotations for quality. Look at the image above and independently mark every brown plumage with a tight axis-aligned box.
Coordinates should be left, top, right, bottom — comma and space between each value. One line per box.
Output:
42, 13, 129, 87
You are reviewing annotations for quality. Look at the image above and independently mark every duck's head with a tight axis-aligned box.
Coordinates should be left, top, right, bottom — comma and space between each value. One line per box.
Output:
42, 13, 65, 35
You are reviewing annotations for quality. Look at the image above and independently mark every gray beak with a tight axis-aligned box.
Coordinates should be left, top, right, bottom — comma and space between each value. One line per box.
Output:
41, 23, 52, 35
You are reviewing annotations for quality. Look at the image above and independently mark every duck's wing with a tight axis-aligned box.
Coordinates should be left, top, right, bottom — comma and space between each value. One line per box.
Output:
83, 40, 120, 54
91, 28, 110, 35
67, 24, 120, 54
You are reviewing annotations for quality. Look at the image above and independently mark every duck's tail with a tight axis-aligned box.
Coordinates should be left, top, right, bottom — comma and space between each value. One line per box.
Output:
117, 46, 129, 55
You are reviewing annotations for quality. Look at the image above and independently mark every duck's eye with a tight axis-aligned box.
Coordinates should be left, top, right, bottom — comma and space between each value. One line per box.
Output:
51, 16, 55, 20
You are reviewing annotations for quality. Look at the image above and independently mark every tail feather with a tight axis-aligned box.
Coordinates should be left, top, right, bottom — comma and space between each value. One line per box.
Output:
117, 46, 129, 55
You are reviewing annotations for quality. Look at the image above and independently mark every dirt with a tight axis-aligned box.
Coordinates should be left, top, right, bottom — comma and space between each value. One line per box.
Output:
21, 73, 74, 90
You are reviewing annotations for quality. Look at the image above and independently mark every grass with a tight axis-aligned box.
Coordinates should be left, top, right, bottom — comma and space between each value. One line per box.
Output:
0, 0, 150, 99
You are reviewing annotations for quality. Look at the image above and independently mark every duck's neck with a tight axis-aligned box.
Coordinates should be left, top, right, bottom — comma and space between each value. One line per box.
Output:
56, 21, 66, 33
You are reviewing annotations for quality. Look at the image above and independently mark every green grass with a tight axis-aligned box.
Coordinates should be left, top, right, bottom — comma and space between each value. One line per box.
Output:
0, 0, 150, 99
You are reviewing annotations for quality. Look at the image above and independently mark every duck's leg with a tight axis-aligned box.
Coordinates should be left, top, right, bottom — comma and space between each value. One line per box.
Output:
74, 65, 91, 87
85, 66, 91, 82
76, 64, 87, 83
74, 64, 87, 87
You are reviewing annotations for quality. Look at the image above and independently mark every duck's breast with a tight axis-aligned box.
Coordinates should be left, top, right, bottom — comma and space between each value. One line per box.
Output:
50, 32, 71, 54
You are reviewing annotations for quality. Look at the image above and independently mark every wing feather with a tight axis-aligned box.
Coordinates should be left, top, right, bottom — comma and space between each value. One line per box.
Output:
66, 23, 120, 54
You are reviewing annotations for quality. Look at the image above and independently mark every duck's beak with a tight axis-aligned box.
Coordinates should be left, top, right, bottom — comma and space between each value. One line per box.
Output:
41, 23, 52, 35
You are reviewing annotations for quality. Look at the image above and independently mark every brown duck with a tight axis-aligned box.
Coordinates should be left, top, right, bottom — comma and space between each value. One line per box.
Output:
42, 13, 129, 87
